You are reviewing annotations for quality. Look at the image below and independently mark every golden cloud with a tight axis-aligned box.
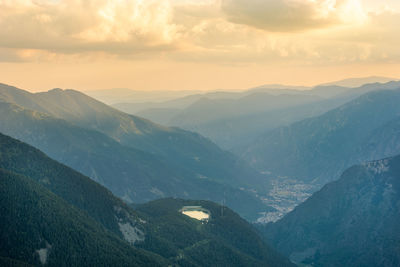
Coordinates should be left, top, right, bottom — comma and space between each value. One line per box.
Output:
0, 0, 399, 65
221, 0, 366, 32
0, 0, 180, 54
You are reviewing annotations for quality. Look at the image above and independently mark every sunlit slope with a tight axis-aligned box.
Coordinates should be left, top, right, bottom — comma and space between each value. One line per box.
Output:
0, 83, 269, 193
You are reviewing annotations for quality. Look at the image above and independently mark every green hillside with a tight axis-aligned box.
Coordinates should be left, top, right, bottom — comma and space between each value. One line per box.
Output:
0, 133, 291, 266
135, 198, 295, 267
0, 168, 165, 266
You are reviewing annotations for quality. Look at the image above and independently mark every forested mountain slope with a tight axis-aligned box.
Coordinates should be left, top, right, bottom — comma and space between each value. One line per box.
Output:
135, 198, 295, 267
0, 168, 166, 266
0, 133, 291, 266
261, 155, 400, 266
0, 107, 269, 221
0, 83, 267, 193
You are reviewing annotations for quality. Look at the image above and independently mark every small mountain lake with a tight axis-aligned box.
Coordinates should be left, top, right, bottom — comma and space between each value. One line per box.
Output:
180, 206, 210, 221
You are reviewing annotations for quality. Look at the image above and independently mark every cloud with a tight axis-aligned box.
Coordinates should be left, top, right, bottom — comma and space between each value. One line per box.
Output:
0, 0, 399, 66
221, 0, 366, 32
0, 48, 27, 62
0, 0, 180, 55
323, 10, 400, 63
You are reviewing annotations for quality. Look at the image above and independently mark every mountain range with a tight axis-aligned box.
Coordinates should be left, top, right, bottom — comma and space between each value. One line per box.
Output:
317, 76, 398, 88
240, 88, 400, 186
85, 88, 205, 105
113, 80, 400, 150
91, 76, 394, 107
0, 83, 271, 221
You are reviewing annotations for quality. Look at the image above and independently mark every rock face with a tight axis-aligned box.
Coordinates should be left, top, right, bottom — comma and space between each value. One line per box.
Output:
262, 155, 400, 267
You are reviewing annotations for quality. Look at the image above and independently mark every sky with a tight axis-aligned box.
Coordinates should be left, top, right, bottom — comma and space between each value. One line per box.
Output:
0, 0, 399, 92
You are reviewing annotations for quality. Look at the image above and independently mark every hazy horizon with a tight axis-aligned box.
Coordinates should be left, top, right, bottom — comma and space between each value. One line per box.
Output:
2, 75, 399, 94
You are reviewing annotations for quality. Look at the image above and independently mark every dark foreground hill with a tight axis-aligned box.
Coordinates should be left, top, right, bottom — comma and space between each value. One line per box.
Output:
0, 132, 146, 241
0, 133, 292, 266
0, 168, 166, 266
135, 198, 295, 267
261, 155, 400, 267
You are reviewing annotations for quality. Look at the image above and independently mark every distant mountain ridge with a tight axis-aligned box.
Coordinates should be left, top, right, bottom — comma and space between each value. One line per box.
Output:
113, 80, 400, 150
89, 76, 397, 107
318, 76, 398, 88
85, 88, 204, 104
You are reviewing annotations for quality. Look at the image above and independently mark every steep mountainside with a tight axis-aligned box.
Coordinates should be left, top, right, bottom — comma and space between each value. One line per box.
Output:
0, 83, 269, 195
357, 116, 400, 160
0, 134, 292, 266
0, 105, 269, 221
0, 132, 149, 242
0, 168, 165, 266
135, 198, 295, 267
261, 155, 400, 267
241, 89, 400, 185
